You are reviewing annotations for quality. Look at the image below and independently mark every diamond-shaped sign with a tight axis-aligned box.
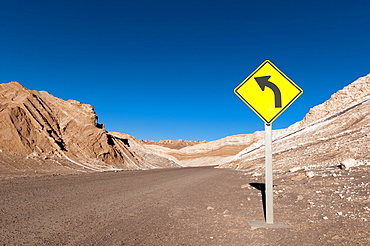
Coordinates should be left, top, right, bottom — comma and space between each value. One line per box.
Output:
234, 60, 303, 125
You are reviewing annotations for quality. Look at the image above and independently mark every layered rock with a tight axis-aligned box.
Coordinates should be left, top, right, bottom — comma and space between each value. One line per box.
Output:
110, 133, 182, 167
0, 82, 178, 177
141, 139, 207, 150
142, 132, 268, 167
220, 73, 370, 173
2, 73, 370, 177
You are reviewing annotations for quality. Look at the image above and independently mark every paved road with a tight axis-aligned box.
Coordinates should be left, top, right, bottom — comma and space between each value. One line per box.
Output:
1, 166, 269, 245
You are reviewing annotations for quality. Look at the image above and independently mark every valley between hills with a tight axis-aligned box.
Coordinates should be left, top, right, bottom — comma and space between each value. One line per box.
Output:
1, 74, 369, 245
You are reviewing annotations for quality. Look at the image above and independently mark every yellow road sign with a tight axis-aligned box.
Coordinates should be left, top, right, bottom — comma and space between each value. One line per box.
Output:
234, 60, 303, 125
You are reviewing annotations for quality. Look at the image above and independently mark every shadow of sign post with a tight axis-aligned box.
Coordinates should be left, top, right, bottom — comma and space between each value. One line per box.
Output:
246, 124, 290, 229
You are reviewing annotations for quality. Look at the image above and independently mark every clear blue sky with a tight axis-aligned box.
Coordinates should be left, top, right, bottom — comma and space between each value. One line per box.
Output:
1, 0, 369, 141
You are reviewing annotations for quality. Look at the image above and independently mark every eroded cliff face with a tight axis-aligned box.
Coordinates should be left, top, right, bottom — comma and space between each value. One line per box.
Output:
2, 73, 370, 177
219, 73, 370, 173
110, 74, 370, 169
299, 74, 370, 127
0, 82, 178, 177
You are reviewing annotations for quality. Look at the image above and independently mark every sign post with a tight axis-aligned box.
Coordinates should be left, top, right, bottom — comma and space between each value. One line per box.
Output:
234, 60, 302, 228
264, 123, 274, 224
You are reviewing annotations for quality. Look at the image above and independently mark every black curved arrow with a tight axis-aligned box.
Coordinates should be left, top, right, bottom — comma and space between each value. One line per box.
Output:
254, 76, 282, 108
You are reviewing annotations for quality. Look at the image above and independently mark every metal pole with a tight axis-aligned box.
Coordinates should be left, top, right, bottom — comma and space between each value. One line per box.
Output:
264, 123, 274, 224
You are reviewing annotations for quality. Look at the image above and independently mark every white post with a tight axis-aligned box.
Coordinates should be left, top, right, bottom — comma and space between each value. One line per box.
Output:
265, 123, 274, 224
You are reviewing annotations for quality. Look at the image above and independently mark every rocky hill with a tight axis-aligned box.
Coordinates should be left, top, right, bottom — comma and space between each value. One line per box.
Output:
0, 82, 178, 177
141, 133, 267, 167
140, 139, 207, 150
219, 73, 370, 173
1, 73, 370, 178
0, 81, 261, 177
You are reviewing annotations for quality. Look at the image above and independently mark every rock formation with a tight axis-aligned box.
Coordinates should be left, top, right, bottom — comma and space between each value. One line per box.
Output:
0, 82, 178, 177
219, 73, 370, 173
141, 133, 267, 167
1, 73, 370, 177
141, 139, 207, 150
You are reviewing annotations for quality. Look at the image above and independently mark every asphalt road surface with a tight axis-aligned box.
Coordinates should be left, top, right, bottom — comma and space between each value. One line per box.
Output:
1, 166, 273, 245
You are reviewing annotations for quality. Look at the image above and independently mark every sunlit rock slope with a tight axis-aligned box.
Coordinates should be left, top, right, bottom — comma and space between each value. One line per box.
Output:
0, 82, 178, 177
219, 73, 370, 173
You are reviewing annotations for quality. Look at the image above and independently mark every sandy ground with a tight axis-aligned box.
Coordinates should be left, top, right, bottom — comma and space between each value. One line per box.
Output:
1, 165, 369, 245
